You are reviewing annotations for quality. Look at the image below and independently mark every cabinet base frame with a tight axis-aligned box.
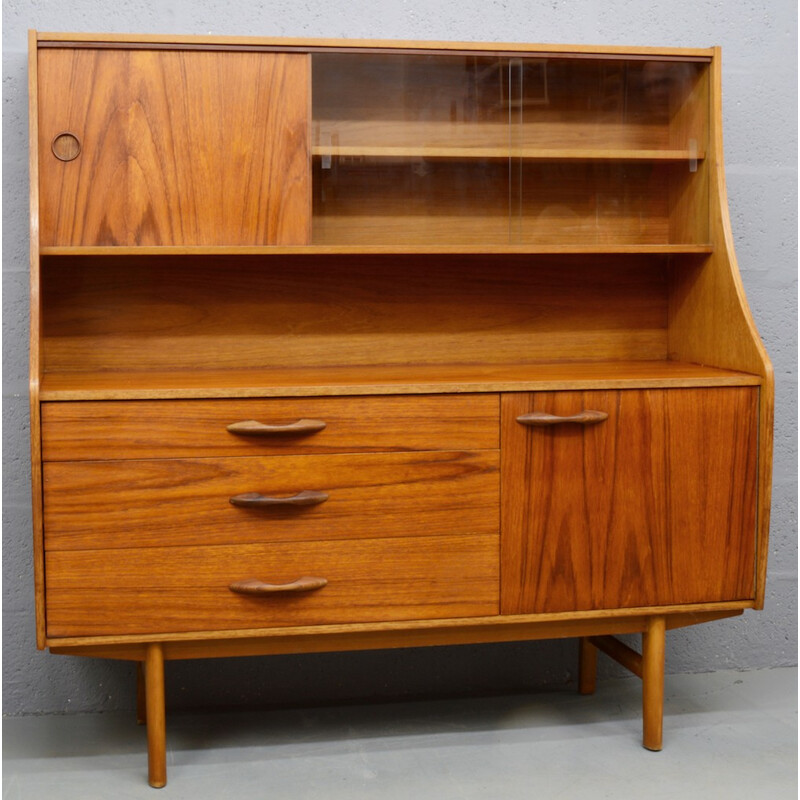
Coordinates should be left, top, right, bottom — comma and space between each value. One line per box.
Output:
47, 603, 748, 660
49, 607, 745, 787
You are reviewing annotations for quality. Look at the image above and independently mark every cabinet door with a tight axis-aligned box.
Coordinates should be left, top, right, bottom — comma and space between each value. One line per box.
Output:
38, 48, 309, 246
312, 53, 509, 245
311, 53, 708, 246
501, 388, 758, 614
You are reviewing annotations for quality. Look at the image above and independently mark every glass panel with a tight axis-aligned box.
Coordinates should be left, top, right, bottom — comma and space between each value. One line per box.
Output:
312, 53, 709, 246
312, 53, 510, 245
514, 57, 709, 244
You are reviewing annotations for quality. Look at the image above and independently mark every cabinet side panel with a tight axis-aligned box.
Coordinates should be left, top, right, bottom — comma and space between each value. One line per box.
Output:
38, 49, 309, 246
29, 31, 46, 648
668, 51, 772, 608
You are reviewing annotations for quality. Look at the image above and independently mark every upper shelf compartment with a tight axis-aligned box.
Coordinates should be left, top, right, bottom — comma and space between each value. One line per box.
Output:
35, 43, 710, 251
313, 54, 708, 159
312, 53, 710, 247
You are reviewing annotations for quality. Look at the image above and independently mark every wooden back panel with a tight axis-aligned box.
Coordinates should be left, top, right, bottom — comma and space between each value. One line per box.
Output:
41, 254, 669, 374
38, 48, 310, 247
313, 162, 702, 246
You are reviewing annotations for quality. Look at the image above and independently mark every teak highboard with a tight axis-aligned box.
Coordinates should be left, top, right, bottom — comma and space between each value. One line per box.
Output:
28, 32, 773, 787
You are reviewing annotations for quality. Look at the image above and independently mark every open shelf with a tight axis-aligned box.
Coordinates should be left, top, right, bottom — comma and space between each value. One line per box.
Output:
39, 361, 761, 401
39, 252, 723, 400
312, 157, 708, 247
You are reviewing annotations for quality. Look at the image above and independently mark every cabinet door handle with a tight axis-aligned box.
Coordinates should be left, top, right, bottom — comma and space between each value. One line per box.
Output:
516, 410, 609, 426
226, 419, 327, 436
51, 131, 81, 161
229, 576, 328, 595
229, 490, 329, 508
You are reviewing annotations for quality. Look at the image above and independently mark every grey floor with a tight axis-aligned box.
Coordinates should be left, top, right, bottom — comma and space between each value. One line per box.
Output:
3, 667, 796, 800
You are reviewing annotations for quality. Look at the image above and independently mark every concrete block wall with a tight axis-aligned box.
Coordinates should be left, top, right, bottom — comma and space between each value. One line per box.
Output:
3, 0, 796, 715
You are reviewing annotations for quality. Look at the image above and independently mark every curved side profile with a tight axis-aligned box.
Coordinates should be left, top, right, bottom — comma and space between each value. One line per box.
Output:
667, 47, 773, 608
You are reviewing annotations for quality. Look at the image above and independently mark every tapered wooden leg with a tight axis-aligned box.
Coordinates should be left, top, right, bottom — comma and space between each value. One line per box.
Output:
642, 615, 666, 751
145, 643, 167, 788
136, 662, 147, 725
578, 637, 598, 695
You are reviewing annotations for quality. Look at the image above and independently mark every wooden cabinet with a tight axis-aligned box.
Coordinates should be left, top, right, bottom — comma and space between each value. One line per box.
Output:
28, 32, 773, 788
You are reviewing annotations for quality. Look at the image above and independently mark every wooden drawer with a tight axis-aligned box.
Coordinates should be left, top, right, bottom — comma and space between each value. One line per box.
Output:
45, 534, 500, 636
43, 451, 499, 550
41, 394, 499, 461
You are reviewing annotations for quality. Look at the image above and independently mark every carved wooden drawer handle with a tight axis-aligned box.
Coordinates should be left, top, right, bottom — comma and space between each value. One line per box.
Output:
229, 576, 328, 595
226, 419, 326, 436
516, 410, 609, 426
229, 490, 329, 508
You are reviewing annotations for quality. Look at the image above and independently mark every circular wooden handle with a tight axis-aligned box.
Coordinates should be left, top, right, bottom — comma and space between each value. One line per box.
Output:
51, 132, 81, 162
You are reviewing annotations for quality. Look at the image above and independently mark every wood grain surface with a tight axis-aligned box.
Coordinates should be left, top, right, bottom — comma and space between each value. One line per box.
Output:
43, 450, 499, 550
45, 533, 500, 636
313, 161, 694, 246
312, 119, 706, 158
29, 38, 770, 682
642, 615, 666, 750
44, 600, 751, 650
38, 360, 761, 402
41, 394, 499, 461
500, 387, 758, 613
144, 643, 166, 787
668, 50, 774, 609
38, 48, 309, 246
41, 254, 670, 375
40, 244, 714, 256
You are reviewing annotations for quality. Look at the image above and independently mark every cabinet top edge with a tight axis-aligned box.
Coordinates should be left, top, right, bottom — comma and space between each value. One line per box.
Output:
32, 31, 715, 60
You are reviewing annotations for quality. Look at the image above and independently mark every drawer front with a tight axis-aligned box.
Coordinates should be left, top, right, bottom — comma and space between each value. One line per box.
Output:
45, 534, 500, 636
41, 394, 499, 461
44, 451, 499, 550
